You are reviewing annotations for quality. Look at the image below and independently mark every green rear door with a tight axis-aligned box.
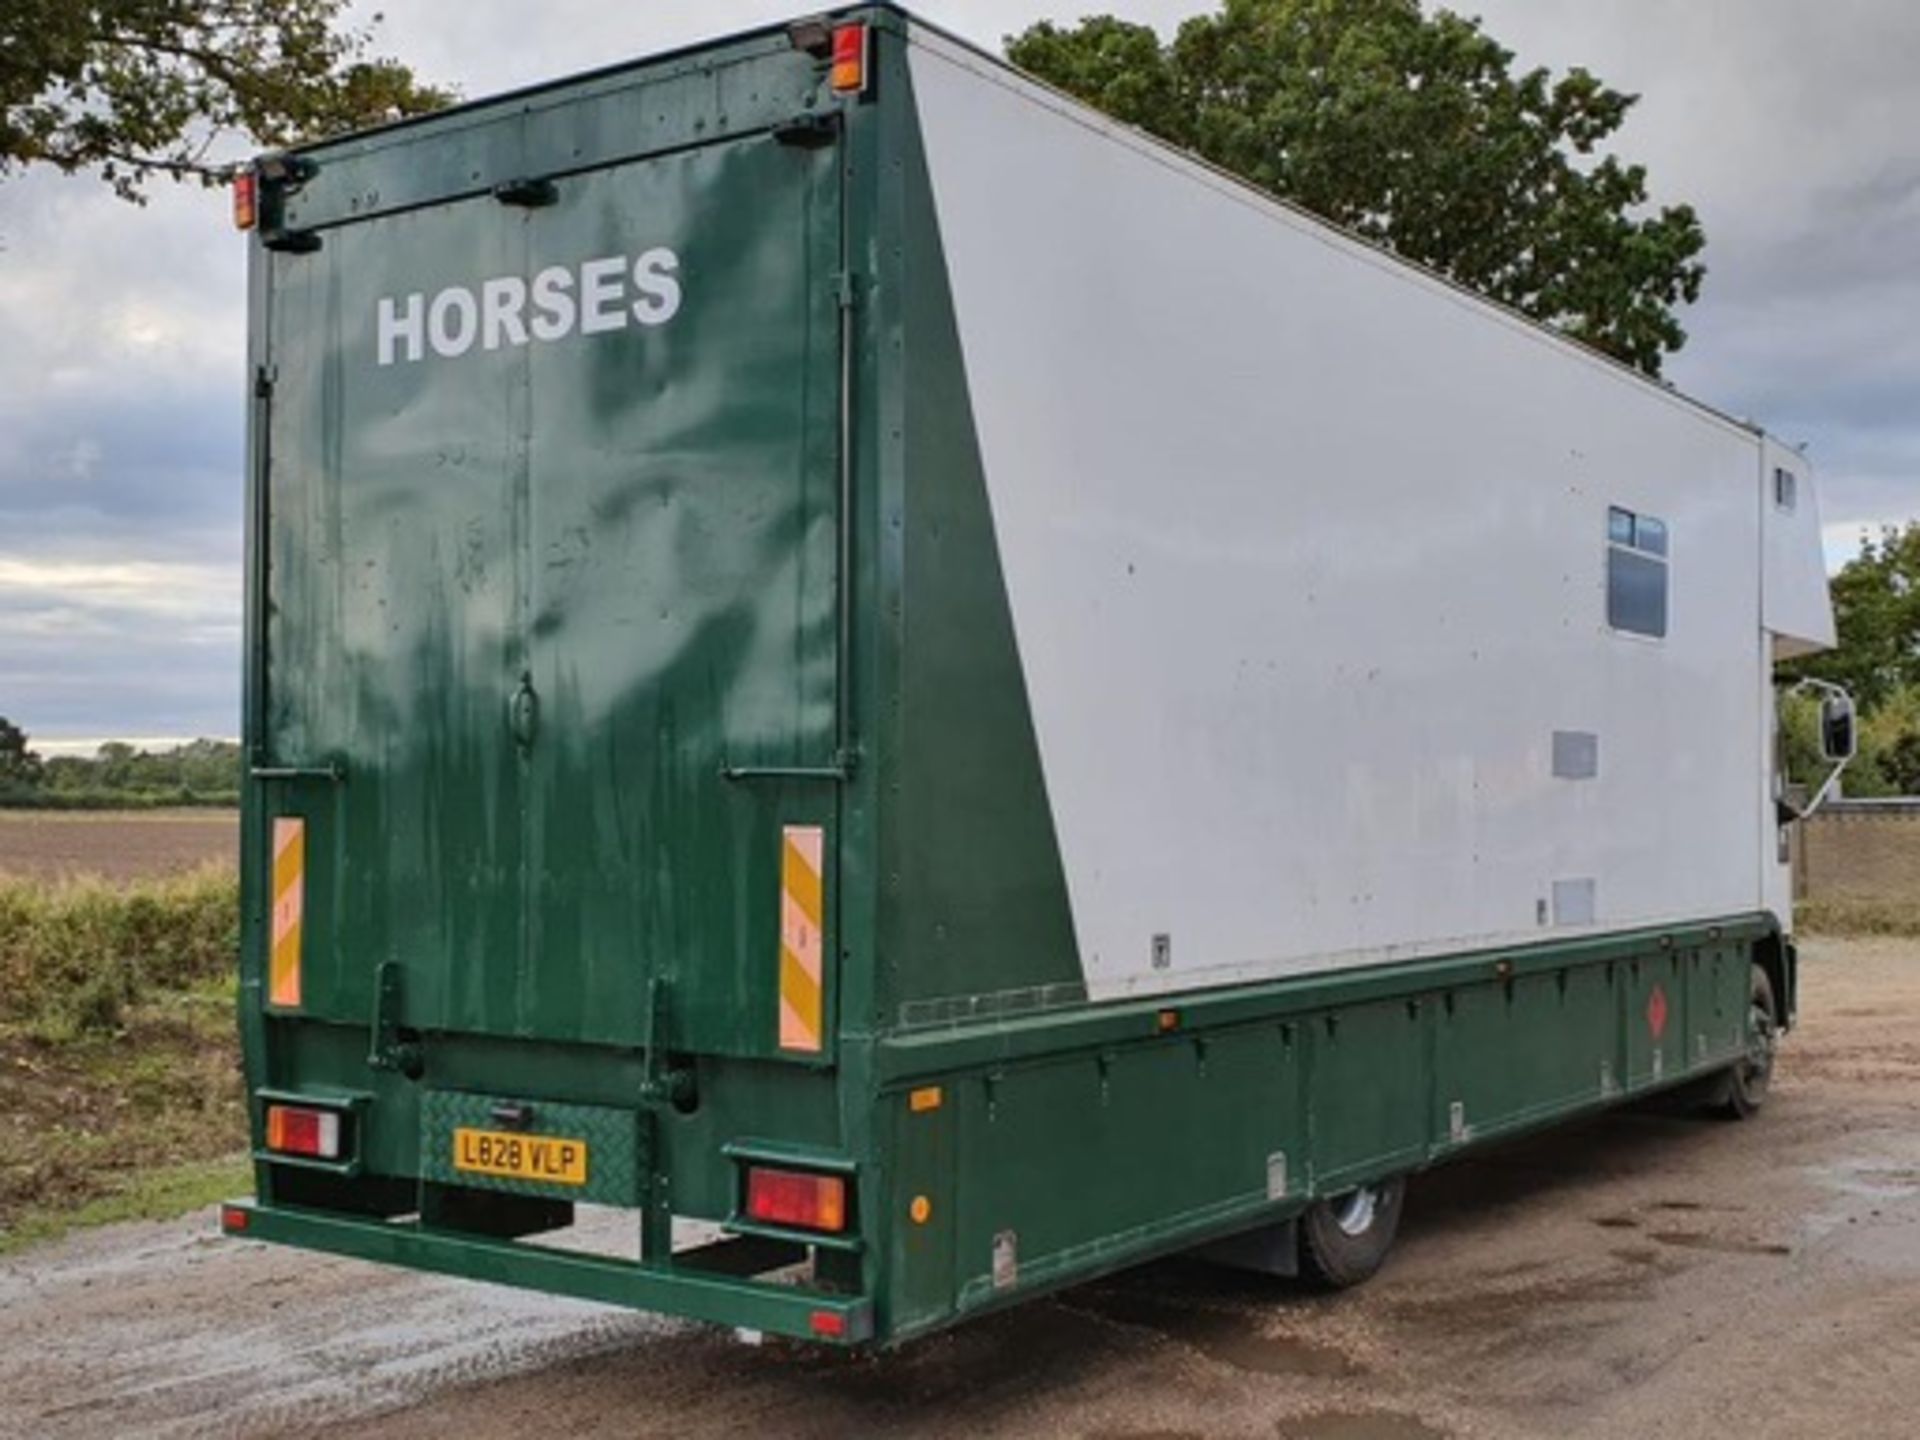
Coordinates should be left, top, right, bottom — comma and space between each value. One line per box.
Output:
262, 128, 843, 1061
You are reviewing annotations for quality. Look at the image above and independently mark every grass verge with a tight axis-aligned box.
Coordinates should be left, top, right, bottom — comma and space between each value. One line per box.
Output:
1, 977, 246, 1253
1797, 895, 1920, 938
0, 1155, 249, 1257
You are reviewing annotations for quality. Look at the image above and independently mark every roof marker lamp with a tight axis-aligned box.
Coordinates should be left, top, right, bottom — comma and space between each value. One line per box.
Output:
232, 169, 257, 231
830, 23, 870, 95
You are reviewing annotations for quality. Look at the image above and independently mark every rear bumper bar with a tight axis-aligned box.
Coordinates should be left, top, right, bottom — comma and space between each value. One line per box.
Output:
220, 1200, 874, 1344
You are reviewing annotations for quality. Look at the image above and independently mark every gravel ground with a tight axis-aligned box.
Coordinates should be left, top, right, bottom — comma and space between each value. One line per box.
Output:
2, 935, 1916, 1440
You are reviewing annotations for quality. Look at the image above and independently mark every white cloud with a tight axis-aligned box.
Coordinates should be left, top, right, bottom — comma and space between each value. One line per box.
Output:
0, 558, 236, 621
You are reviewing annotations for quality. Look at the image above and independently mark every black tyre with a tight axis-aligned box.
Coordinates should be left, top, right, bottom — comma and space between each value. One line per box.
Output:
1718, 962, 1778, 1120
1298, 1175, 1406, 1290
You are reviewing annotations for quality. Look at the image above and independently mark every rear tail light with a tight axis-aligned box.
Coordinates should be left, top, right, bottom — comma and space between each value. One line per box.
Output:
232, 169, 257, 230
265, 1103, 341, 1160
809, 1309, 847, 1339
829, 23, 870, 95
745, 1165, 847, 1233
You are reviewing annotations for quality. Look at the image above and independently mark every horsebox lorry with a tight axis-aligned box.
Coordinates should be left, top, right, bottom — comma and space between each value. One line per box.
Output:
221, 5, 1848, 1346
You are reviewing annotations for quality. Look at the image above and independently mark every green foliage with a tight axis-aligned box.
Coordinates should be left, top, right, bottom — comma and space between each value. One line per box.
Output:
0, 0, 452, 201
1784, 523, 1920, 710
0, 866, 238, 1036
0, 716, 40, 785
1774, 524, 1920, 799
1006, 0, 1706, 375
0, 728, 241, 809
1783, 684, 1920, 800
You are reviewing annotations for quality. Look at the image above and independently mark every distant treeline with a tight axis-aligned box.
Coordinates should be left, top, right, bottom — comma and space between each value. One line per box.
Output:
0, 724, 240, 809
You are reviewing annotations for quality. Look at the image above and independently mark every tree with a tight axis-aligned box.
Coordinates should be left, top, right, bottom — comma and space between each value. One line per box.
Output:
1007, 0, 1707, 376
1, 0, 451, 202
0, 716, 42, 785
1785, 523, 1920, 710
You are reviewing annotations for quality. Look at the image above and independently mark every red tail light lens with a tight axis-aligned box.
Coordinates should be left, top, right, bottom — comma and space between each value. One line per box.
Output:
233, 170, 258, 230
745, 1166, 847, 1233
810, 1309, 847, 1339
829, 23, 869, 94
265, 1104, 341, 1159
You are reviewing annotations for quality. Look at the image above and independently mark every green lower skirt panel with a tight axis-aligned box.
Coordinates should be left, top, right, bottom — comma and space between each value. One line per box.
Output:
876, 917, 1778, 1339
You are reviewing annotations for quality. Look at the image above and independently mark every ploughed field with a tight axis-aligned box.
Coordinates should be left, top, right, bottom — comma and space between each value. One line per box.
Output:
0, 809, 238, 883
2, 936, 1918, 1439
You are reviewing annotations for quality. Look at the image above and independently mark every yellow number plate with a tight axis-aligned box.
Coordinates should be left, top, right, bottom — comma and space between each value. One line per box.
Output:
452, 1127, 589, 1186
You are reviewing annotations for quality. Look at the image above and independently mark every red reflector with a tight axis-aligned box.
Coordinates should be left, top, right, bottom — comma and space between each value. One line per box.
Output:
829, 23, 869, 94
810, 1309, 847, 1339
232, 170, 257, 230
264, 1104, 341, 1160
220, 1205, 250, 1233
745, 1166, 847, 1233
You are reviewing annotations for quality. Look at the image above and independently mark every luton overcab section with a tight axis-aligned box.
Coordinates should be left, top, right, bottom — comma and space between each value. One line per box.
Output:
224, 6, 1841, 1345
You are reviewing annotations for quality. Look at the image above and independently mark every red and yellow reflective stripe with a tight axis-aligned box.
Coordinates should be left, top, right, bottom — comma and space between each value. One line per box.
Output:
779, 824, 825, 1053
269, 817, 305, 1009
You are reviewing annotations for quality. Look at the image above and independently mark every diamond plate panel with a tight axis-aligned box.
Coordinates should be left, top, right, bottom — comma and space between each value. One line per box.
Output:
420, 1090, 645, 1206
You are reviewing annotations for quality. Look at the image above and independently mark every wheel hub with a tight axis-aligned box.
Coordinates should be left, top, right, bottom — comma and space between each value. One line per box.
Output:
1329, 1185, 1379, 1237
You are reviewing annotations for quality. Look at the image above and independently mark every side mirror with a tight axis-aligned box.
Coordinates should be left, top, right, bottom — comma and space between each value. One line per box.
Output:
1821, 694, 1857, 763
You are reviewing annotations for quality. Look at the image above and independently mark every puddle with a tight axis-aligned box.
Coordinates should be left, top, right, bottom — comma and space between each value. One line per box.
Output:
1079, 1290, 1360, 1378
1809, 1161, 1920, 1203
1281, 1410, 1448, 1440
1199, 1328, 1358, 1378
1802, 1155, 1920, 1248
1648, 1231, 1791, 1257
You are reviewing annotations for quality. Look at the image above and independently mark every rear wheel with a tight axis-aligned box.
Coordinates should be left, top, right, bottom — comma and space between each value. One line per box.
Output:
1718, 963, 1778, 1120
1298, 1175, 1406, 1289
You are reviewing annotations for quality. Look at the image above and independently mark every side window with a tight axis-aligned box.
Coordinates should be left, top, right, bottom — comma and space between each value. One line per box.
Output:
1607, 505, 1668, 639
1774, 466, 1797, 512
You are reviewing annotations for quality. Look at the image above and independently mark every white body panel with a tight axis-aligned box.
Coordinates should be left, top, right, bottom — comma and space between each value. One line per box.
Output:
1760, 439, 1837, 659
908, 31, 1832, 999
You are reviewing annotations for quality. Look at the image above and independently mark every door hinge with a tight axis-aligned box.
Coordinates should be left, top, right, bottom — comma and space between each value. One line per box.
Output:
832, 270, 857, 310
253, 365, 277, 400
264, 228, 322, 255
493, 176, 558, 208
367, 960, 423, 1079
638, 976, 695, 1108
773, 112, 840, 149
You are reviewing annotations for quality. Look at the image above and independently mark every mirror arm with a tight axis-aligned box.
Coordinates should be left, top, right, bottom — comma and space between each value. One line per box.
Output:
1781, 676, 1856, 821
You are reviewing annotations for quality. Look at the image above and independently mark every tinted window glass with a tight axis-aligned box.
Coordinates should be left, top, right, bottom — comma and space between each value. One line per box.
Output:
1607, 546, 1668, 638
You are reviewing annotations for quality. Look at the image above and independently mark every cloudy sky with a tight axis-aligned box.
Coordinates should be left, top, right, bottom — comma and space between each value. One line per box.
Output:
1, 0, 1915, 744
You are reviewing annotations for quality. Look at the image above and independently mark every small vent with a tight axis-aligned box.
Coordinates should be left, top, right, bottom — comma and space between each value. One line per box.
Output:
1551, 878, 1596, 926
1552, 730, 1599, 780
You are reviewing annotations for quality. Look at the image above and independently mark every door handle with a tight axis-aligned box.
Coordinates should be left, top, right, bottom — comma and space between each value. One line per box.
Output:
509, 674, 540, 749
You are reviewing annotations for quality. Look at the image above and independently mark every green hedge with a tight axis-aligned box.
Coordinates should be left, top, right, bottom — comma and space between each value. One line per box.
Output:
0, 787, 240, 811
0, 866, 239, 1035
